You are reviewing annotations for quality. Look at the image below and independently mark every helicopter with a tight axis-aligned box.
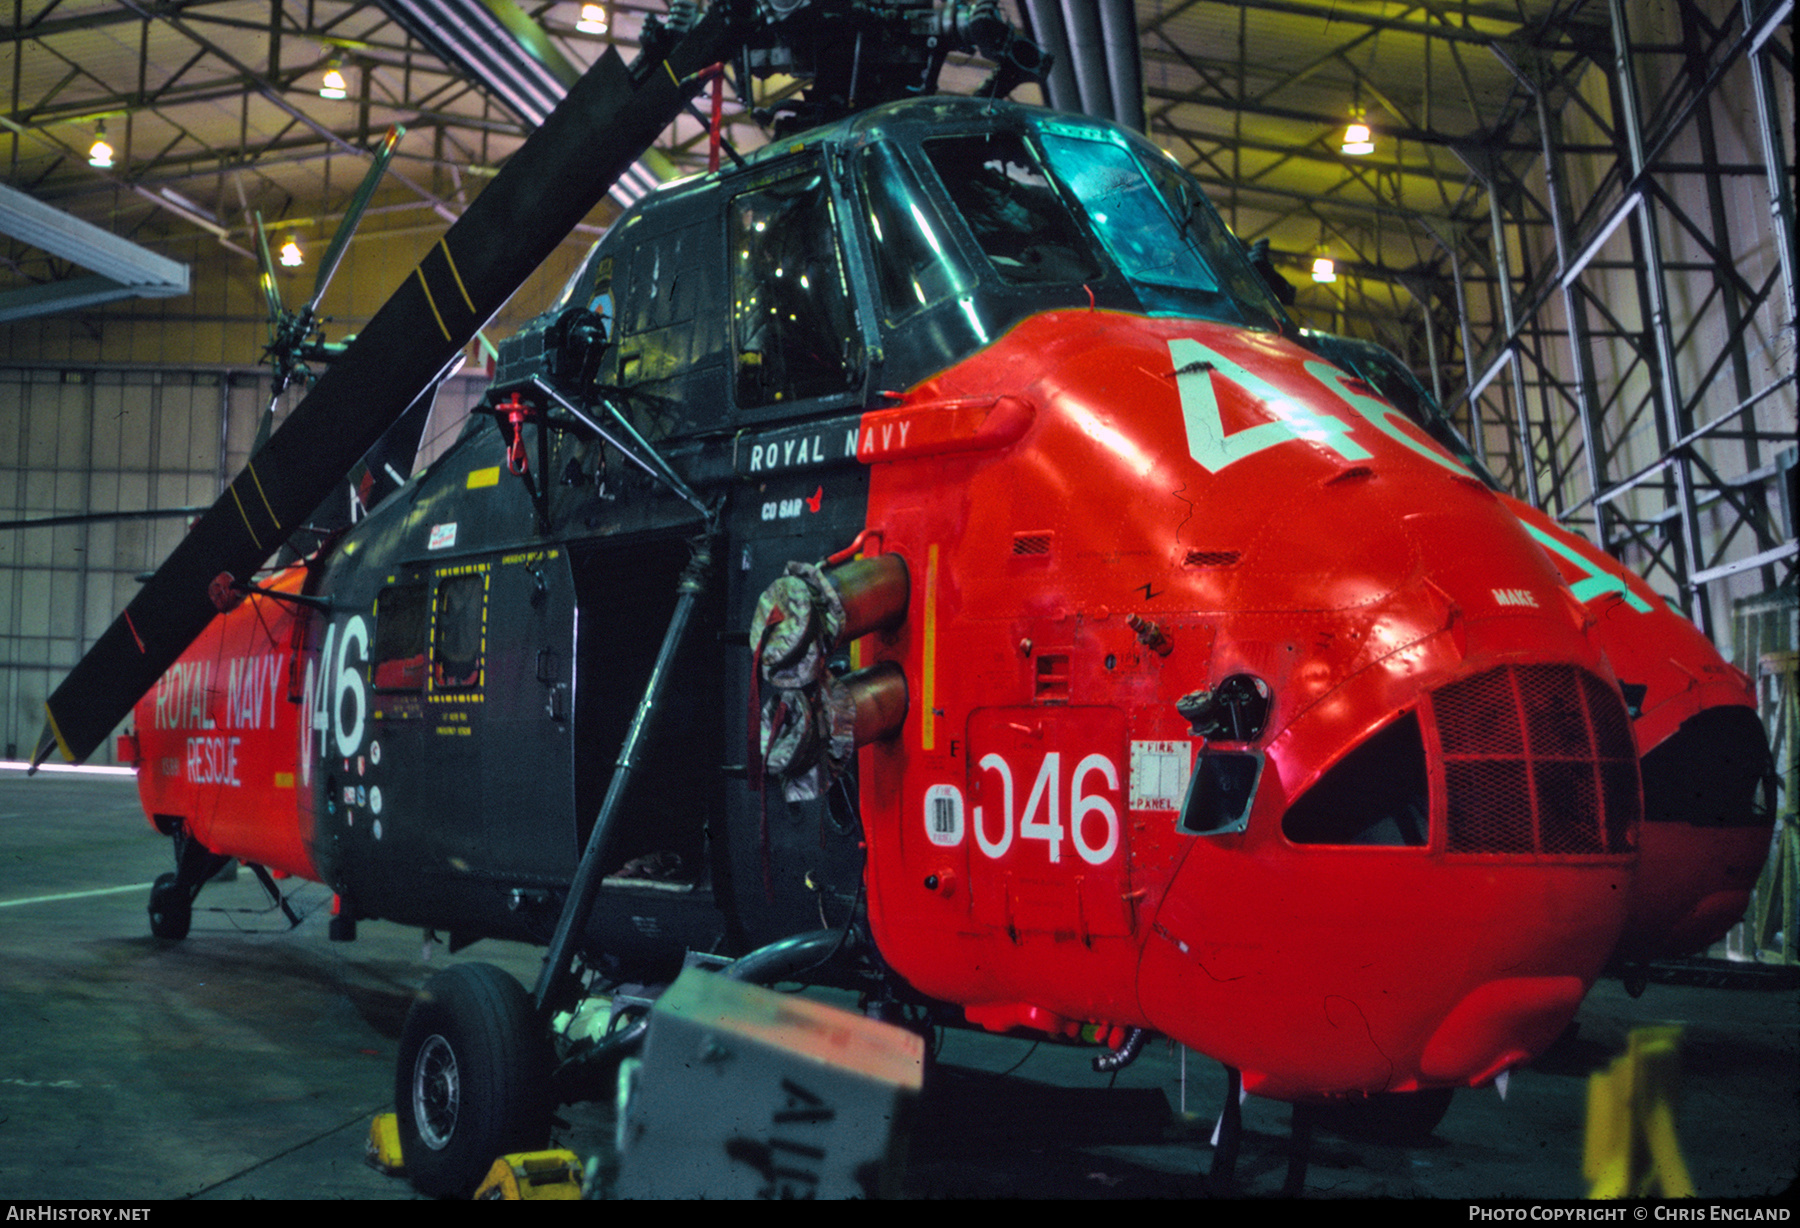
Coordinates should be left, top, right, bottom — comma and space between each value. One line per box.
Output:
33, 0, 1687, 1198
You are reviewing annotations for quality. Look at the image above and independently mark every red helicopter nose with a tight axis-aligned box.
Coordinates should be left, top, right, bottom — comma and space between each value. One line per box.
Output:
1136, 461, 1638, 1100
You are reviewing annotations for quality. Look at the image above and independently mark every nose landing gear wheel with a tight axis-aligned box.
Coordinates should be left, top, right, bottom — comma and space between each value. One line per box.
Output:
394, 963, 552, 1197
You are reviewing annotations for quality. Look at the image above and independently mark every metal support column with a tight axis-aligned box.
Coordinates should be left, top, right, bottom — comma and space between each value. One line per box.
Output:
1531, 63, 1611, 546
1745, 0, 1797, 337
1485, 176, 1542, 507
1608, 0, 1711, 634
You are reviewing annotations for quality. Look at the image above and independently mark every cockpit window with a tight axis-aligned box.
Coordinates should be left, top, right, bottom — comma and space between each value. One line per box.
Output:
1310, 334, 1501, 487
857, 141, 972, 320
922, 133, 1101, 286
1038, 132, 1219, 293
1037, 127, 1284, 331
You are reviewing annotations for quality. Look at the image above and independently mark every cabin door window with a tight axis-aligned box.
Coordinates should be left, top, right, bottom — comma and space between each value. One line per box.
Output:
431, 572, 487, 691
371, 583, 429, 692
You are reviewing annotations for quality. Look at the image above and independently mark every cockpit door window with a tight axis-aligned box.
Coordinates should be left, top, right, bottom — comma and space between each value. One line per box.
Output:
856, 142, 972, 321
730, 168, 861, 410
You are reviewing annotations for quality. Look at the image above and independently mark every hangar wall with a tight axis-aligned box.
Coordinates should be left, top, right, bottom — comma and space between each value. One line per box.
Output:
0, 363, 496, 764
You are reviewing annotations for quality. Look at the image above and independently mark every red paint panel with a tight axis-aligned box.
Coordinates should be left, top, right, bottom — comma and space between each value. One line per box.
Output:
964, 706, 1132, 939
132, 567, 316, 881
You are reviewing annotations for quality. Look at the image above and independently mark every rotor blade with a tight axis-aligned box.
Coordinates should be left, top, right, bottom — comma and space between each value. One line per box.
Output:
34, 12, 741, 767
0, 506, 206, 532
306, 125, 405, 318
250, 210, 284, 328
250, 384, 279, 459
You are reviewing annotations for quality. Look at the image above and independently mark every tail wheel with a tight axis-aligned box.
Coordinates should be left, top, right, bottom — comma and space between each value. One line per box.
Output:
148, 872, 191, 941
394, 963, 552, 1198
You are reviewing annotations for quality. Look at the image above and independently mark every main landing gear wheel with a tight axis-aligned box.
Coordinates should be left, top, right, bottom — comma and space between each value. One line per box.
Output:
395, 963, 552, 1198
147, 872, 191, 941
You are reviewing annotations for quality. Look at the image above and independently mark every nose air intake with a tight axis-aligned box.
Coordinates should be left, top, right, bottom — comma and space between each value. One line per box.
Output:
1432, 665, 1639, 857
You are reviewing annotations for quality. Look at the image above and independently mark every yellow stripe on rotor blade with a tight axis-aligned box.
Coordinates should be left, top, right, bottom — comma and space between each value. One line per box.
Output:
245, 460, 281, 530
40, 704, 73, 764
415, 266, 450, 341
228, 482, 265, 550
438, 240, 475, 314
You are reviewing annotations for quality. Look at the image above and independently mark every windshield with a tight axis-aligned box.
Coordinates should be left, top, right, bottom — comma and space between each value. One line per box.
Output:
1038, 133, 1218, 292
1036, 125, 1286, 331
1305, 332, 1505, 488
921, 132, 1103, 286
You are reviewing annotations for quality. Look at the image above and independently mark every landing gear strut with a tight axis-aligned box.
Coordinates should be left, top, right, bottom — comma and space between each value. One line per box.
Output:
1207, 1068, 1455, 1196
1207, 1065, 1311, 1196
146, 826, 231, 941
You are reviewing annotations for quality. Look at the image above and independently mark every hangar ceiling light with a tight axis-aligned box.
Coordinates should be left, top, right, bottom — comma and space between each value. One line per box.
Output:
1341, 116, 1375, 157
86, 124, 114, 169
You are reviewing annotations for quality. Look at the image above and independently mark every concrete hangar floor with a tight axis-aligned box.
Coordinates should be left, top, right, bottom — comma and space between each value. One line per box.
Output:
0, 769, 1793, 1201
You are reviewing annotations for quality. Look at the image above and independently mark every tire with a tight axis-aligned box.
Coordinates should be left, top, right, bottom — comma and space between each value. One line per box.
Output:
1312, 1088, 1455, 1145
395, 963, 552, 1198
148, 872, 191, 941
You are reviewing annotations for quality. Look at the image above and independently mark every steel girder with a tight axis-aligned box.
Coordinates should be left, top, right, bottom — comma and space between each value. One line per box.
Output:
1441, 0, 1794, 642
